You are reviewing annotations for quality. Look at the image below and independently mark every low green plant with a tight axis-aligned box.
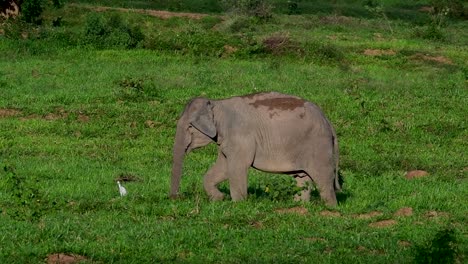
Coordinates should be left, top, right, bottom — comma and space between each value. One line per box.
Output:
82, 13, 144, 49
414, 227, 461, 264
250, 175, 305, 201
116, 76, 160, 102
1, 164, 43, 221
221, 0, 273, 20
21, 0, 44, 24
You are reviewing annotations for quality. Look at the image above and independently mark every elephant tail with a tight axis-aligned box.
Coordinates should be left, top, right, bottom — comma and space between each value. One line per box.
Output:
332, 126, 342, 192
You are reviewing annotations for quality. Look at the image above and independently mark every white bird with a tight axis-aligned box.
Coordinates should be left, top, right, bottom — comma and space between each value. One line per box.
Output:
117, 181, 127, 197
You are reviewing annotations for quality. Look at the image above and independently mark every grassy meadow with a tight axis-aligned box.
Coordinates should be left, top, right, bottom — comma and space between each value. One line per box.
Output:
0, 0, 467, 263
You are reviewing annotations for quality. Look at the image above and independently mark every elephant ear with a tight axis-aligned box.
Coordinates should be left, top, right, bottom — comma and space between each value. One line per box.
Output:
191, 99, 217, 138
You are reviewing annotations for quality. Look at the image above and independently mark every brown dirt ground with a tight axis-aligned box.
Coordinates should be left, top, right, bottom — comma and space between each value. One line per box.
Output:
74, 4, 211, 20
275, 206, 308, 215
353, 211, 382, 219
394, 207, 413, 217
46, 253, 87, 264
363, 49, 396, 56
320, 210, 341, 217
368, 219, 397, 228
405, 170, 429, 179
410, 53, 454, 65
0, 108, 21, 118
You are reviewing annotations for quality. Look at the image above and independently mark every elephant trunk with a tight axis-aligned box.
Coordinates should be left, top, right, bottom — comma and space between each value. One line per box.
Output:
170, 120, 188, 198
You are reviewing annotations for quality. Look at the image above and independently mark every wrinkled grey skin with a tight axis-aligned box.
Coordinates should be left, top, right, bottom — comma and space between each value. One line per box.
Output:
171, 92, 340, 206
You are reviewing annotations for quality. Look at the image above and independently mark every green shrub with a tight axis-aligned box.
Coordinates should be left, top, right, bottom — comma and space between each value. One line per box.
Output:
414, 228, 460, 264
221, 0, 273, 20
1, 164, 43, 221
82, 13, 145, 49
21, 0, 44, 24
116, 76, 160, 102
144, 28, 234, 57
250, 175, 304, 201
306, 40, 345, 62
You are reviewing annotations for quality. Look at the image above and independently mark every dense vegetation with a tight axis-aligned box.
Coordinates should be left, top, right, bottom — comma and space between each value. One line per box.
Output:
1, 0, 466, 263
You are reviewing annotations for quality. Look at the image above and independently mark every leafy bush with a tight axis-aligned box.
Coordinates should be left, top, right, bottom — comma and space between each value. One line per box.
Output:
1, 164, 43, 221
250, 175, 304, 201
414, 228, 460, 264
221, 0, 273, 20
82, 13, 145, 49
116, 76, 160, 102
262, 33, 303, 56
144, 27, 235, 57
21, 0, 44, 24
306, 40, 345, 62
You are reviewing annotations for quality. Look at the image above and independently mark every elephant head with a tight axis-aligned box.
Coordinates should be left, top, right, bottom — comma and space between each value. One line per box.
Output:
170, 97, 217, 198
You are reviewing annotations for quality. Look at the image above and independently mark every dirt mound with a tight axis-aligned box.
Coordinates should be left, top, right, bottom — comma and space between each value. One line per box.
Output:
363, 49, 396, 56
369, 219, 397, 228
78, 4, 210, 20
354, 211, 382, 219
410, 53, 453, 65
46, 253, 87, 264
405, 170, 429, 179
394, 207, 413, 217
0, 108, 21, 118
320, 210, 341, 217
275, 206, 308, 215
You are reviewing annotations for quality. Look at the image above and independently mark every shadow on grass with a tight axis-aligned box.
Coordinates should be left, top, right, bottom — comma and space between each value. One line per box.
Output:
413, 227, 460, 264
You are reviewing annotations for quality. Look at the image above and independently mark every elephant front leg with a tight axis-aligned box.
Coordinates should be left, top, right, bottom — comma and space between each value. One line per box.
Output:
225, 148, 254, 201
203, 152, 228, 201
294, 174, 312, 202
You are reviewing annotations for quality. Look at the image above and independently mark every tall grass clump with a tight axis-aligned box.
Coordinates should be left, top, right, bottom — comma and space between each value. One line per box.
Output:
82, 13, 144, 49
221, 0, 273, 20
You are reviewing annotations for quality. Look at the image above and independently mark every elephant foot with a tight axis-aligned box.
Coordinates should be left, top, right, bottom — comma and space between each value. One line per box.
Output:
208, 191, 225, 201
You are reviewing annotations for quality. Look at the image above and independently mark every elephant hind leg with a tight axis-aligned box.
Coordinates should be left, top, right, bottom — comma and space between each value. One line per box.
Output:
305, 166, 337, 206
204, 152, 228, 201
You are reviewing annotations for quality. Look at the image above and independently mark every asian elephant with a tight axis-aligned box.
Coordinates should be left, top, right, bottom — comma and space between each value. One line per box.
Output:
170, 92, 341, 206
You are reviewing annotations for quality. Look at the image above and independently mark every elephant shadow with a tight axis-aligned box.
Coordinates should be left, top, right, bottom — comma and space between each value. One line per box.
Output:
217, 181, 351, 204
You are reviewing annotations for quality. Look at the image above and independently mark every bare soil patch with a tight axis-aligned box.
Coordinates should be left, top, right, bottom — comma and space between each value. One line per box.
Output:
275, 206, 308, 215
249, 221, 263, 229
320, 15, 354, 25
394, 207, 413, 217
77, 114, 90, 123
78, 4, 210, 20
398, 240, 412, 247
405, 170, 429, 179
369, 219, 397, 228
115, 173, 142, 182
410, 53, 453, 65
320, 210, 341, 217
0, 108, 21, 118
354, 211, 382, 219
46, 253, 87, 264
363, 49, 396, 56
425, 211, 450, 218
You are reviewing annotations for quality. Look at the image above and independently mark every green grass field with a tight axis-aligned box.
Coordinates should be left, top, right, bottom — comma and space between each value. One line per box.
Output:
0, 0, 467, 263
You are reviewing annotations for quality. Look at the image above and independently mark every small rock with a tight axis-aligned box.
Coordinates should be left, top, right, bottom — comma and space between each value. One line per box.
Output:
405, 170, 429, 179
